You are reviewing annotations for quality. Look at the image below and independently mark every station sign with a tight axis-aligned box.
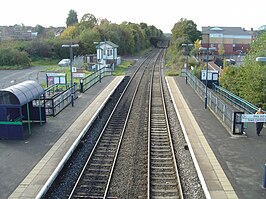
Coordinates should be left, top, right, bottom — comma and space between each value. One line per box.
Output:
241, 114, 266, 123
201, 70, 219, 81
73, 73, 85, 78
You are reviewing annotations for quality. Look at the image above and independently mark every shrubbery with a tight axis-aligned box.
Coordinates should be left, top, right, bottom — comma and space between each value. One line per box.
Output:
0, 48, 30, 67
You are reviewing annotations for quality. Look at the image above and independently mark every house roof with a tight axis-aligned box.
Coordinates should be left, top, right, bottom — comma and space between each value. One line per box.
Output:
96, 41, 119, 48
0, 80, 44, 105
202, 26, 252, 36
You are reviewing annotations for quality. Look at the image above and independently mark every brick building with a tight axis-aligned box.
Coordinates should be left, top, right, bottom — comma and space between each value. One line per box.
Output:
201, 26, 254, 55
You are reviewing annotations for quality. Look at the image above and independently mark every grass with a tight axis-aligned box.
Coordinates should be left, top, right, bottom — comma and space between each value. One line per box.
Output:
112, 60, 134, 76
31, 58, 58, 66
164, 69, 180, 76
0, 65, 25, 70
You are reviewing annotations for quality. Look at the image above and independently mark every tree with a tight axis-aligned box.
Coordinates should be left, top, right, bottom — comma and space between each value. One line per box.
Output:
34, 24, 45, 38
171, 18, 201, 44
194, 39, 201, 59
79, 28, 101, 54
79, 13, 98, 30
66, 10, 78, 27
60, 25, 79, 39
220, 31, 266, 108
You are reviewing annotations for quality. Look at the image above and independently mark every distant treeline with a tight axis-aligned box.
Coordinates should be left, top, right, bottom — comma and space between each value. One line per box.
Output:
0, 12, 163, 67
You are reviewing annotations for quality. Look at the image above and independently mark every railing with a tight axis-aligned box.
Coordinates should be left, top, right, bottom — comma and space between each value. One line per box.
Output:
212, 84, 258, 114
185, 70, 235, 130
43, 67, 112, 116
185, 70, 264, 132
80, 67, 112, 93
45, 84, 78, 116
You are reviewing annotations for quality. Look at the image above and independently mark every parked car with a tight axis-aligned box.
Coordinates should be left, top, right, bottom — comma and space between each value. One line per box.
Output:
58, 59, 70, 67
225, 59, 236, 65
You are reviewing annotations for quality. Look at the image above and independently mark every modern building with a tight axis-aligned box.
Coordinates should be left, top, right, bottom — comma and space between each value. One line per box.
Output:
201, 26, 254, 55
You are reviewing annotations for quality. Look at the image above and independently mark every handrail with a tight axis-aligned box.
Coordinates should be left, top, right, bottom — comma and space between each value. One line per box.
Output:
213, 84, 259, 113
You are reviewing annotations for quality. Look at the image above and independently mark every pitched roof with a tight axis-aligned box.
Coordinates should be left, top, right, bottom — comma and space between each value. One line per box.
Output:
202, 26, 252, 36
96, 41, 119, 48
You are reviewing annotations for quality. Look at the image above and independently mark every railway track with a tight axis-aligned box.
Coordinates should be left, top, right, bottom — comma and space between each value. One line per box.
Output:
148, 50, 184, 198
67, 51, 158, 198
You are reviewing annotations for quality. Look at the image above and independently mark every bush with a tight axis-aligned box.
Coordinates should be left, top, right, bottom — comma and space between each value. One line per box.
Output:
0, 48, 31, 66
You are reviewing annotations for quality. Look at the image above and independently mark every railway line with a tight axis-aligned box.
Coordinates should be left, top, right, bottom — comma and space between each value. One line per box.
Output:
67, 48, 158, 199
43, 49, 205, 199
148, 51, 183, 198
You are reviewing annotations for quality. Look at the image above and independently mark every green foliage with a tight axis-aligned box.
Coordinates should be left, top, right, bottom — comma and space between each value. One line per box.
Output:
78, 13, 98, 30
34, 24, 45, 37
24, 40, 53, 58
171, 18, 201, 44
0, 12, 162, 68
78, 29, 101, 54
220, 31, 266, 108
66, 10, 78, 27
0, 48, 30, 67
112, 60, 133, 76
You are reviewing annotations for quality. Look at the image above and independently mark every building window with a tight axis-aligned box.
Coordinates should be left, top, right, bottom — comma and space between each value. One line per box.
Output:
107, 49, 112, 56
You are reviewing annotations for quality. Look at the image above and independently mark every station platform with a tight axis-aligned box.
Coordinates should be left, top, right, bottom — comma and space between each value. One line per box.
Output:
4, 73, 266, 199
5, 76, 124, 199
166, 76, 266, 199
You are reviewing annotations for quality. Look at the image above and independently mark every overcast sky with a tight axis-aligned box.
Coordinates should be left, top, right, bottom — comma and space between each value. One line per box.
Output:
0, 0, 265, 33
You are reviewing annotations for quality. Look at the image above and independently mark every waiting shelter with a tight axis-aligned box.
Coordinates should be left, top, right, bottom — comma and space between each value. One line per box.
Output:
0, 80, 46, 139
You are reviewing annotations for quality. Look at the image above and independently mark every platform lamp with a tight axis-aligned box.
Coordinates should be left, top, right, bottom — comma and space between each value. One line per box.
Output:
62, 43, 79, 107
181, 43, 193, 84
62, 44, 79, 86
200, 33, 210, 109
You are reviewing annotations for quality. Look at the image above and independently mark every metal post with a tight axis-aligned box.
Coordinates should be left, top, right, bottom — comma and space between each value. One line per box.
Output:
70, 46, 73, 87
185, 46, 189, 84
26, 103, 31, 136
62, 44, 79, 108
182, 43, 193, 84
204, 34, 210, 109
38, 96, 42, 126
263, 164, 266, 188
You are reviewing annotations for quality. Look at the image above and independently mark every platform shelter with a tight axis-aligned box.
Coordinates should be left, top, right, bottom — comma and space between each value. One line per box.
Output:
0, 80, 46, 139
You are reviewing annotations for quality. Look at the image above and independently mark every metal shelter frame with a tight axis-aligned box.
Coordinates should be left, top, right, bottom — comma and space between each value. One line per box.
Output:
0, 80, 46, 139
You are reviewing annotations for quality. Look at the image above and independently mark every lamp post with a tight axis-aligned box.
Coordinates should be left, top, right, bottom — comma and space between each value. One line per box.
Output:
256, 57, 266, 62
62, 43, 79, 107
182, 43, 193, 84
200, 33, 210, 109
62, 44, 79, 86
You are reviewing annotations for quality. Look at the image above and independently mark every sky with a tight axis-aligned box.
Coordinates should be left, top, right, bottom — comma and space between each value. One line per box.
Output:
0, 0, 265, 33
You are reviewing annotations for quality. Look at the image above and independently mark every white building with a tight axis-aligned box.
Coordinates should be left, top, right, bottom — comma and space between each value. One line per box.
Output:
95, 41, 120, 69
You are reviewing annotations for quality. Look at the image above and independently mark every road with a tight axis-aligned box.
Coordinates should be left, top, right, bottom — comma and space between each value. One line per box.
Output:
0, 66, 47, 89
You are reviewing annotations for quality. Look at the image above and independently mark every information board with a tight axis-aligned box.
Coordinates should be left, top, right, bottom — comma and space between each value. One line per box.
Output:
46, 73, 66, 86
241, 114, 266, 123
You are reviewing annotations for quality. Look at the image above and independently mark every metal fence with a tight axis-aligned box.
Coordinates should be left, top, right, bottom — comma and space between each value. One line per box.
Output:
186, 70, 234, 130
212, 84, 258, 114
45, 84, 78, 116
43, 67, 112, 116
80, 67, 112, 93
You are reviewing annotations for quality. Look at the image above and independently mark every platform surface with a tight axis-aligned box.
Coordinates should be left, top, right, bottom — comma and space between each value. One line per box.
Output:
166, 76, 266, 199
1, 76, 124, 199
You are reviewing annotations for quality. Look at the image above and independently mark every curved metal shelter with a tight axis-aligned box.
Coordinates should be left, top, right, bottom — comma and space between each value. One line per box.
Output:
0, 80, 44, 105
0, 80, 46, 140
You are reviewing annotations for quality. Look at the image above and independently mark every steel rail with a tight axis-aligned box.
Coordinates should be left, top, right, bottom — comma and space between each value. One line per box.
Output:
68, 51, 158, 198
148, 49, 184, 199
